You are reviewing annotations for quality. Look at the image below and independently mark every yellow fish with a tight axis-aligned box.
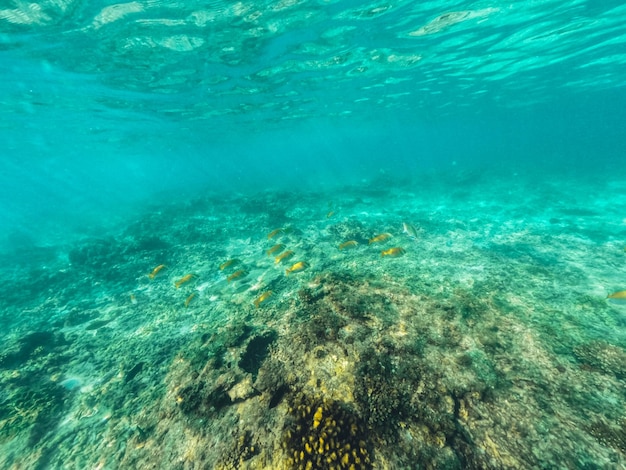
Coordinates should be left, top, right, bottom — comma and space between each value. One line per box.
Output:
607, 290, 626, 299
326, 211, 335, 218
175, 274, 195, 288
381, 247, 406, 257
148, 264, 166, 279
369, 233, 392, 244
254, 291, 273, 308
286, 261, 309, 275
267, 244, 285, 256
219, 259, 240, 271
184, 293, 196, 307
275, 250, 295, 264
267, 228, 284, 239
339, 240, 359, 250
227, 269, 248, 283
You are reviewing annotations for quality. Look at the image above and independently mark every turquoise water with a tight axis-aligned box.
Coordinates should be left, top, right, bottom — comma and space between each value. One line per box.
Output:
1, 1, 626, 468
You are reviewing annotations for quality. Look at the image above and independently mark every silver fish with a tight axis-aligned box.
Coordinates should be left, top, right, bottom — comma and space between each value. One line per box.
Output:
402, 222, 419, 239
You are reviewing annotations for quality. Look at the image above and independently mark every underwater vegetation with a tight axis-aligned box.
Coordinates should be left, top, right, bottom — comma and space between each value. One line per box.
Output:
0, 175, 625, 468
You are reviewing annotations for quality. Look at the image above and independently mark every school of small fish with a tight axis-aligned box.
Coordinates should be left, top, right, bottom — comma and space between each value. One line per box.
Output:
145, 214, 623, 312
143, 219, 423, 309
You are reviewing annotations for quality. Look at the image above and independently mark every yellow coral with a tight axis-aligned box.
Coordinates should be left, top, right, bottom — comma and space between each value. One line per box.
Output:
313, 406, 323, 429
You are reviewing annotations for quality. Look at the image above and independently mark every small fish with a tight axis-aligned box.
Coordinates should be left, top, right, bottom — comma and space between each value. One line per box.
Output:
184, 292, 196, 307
607, 290, 626, 299
339, 240, 359, 250
227, 269, 248, 282
369, 233, 392, 244
148, 264, 166, 279
130, 293, 137, 304
267, 244, 285, 256
326, 211, 335, 218
219, 259, 240, 271
254, 291, 273, 308
381, 247, 406, 257
402, 222, 419, 239
275, 250, 295, 264
286, 261, 309, 275
175, 274, 195, 288
267, 228, 284, 239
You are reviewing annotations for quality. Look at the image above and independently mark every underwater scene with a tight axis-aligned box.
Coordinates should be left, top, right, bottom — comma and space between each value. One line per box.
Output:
1, 0, 626, 469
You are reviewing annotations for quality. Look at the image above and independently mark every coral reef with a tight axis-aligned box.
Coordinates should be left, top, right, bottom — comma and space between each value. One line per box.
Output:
283, 394, 372, 470
1, 175, 625, 469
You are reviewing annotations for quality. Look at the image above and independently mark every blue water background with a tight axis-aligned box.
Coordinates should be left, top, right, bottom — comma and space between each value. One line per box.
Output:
1, 1, 625, 248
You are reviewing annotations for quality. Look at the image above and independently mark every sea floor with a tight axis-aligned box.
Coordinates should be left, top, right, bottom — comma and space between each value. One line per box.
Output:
1, 168, 625, 469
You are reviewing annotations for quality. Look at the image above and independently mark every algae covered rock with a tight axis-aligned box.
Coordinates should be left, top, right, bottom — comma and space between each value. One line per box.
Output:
574, 340, 626, 379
